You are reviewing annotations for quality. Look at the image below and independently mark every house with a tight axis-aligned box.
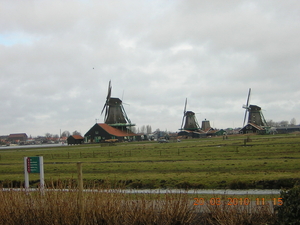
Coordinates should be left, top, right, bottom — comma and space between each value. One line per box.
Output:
8, 133, 28, 143
67, 135, 84, 145
214, 129, 227, 136
178, 130, 206, 138
0, 135, 8, 145
84, 123, 141, 143
0, 135, 8, 140
239, 123, 267, 134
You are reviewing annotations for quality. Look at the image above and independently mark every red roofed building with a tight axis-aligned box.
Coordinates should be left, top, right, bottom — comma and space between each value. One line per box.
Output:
84, 123, 141, 143
67, 135, 84, 145
8, 133, 28, 143
239, 123, 266, 134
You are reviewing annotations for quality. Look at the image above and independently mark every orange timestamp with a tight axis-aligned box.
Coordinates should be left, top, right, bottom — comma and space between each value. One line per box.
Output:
193, 197, 283, 206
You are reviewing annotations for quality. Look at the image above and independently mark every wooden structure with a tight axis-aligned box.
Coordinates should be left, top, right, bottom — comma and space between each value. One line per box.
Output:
201, 119, 211, 131
239, 123, 267, 134
67, 135, 84, 145
84, 123, 141, 143
180, 98, 201, 132
101, 81, 135, 131
8, 133, 28, 143
241, 88, 269, 134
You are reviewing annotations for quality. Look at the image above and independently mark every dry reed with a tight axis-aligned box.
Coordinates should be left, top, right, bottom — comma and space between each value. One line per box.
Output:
0, 187, 278, 225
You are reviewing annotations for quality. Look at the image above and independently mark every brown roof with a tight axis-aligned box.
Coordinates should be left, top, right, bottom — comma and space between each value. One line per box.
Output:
203, 128, 213, 133
248, 123, 264, 130
71, 135, 84, 140
8, 133, 27, 138
97, 123, 137, 137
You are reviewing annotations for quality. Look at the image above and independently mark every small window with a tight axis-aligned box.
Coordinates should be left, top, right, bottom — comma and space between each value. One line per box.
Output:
95, 131, 99, 134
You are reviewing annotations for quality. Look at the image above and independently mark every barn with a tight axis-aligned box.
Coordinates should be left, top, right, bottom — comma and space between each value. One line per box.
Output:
8, 133, 28, 143
84, 123, 140, 143
67, 135, 84, 145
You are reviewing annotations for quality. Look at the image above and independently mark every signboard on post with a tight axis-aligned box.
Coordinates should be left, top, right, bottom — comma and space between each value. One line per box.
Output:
24, 156, 44, 191
27, 156, 40, 173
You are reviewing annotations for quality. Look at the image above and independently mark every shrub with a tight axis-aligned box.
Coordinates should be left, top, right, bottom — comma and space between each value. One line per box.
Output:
228, 180, 248, 189
175, 181, 192, 189
277, 185, 300, 224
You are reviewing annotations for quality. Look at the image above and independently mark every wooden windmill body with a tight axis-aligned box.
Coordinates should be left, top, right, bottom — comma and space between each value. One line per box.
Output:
241, 88, 269, 134
180, 98, 201, 131
101, 81, 134, 130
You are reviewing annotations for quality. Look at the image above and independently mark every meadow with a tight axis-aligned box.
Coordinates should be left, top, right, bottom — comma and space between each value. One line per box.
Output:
0, 133, 300, 189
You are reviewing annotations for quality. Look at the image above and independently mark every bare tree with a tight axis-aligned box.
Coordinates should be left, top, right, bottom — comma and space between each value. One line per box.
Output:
130, 126, 137, 133
72, 130, 81, 136
45, 133, 52, 140
140, 125, 146, 134
267, 120, 275, 127
61, 130, 70, 137
290, 118, 297, 126
279, 120, 289, 127
146, 125, 152, 134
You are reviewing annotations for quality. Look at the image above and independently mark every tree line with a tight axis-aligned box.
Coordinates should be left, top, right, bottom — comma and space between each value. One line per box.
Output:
43, 130, 82, 139
267, 118, 297, 127
130, 125, 152, 134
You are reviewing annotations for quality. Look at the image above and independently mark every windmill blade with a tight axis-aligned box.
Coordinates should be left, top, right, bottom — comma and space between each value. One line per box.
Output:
106, 80, 112, 101
104, 105, 109, 120
243, 110, 248, 127
102, 80, 112, 116
101, 103, 106, 115
180, 114, 185, 130
242, 88, 251, 127
184, 98, 187, 113
180, 98, 187, 129
246, 88, 251, 107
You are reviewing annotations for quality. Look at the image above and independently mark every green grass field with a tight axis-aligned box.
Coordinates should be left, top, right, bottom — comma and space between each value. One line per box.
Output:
1, 134, 300, 189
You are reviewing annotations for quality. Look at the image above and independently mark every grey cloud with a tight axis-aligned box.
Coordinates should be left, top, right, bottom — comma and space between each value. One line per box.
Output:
0, 0, 299, 136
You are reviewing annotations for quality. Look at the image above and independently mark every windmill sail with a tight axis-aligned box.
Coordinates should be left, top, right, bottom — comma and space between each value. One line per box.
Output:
242, 88, 251, 127
180, 98, 187, 130
242, 88, 268, 127
101, 81, 133, 127
180, 98, 201, 131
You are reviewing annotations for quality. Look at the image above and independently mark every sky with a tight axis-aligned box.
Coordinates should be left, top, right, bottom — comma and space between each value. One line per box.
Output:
1, 0, 300, 137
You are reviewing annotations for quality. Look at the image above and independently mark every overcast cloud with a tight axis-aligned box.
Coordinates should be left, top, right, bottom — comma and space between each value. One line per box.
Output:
1, 0, 300, 137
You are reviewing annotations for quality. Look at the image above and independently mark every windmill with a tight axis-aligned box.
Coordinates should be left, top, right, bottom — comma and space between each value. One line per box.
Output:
242, 88, 268, 127
101, 81, 134, 128
180, 98, 201, 131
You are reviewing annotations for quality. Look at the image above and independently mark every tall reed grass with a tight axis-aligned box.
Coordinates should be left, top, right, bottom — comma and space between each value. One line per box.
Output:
0, 186, 278, 224
0, 188, 197, 224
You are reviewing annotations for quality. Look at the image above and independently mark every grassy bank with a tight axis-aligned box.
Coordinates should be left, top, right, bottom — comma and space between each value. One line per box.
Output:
1, 134, 300, 189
